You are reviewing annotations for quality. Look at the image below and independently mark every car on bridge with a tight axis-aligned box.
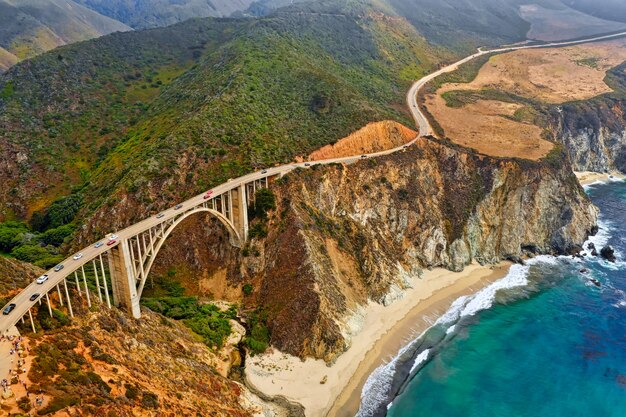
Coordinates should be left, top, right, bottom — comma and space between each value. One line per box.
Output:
361, 154, 368, 158
73, 253, 83, 260
262, 170, 268, 174
94, 241, 104, 248
156, 212, 165, 218
29, 294, 40, 301
36, 274, 49, 284
174, 204, 183, 210
109, 234, 118, 241
54, 264, 64, 272
2, 304, 16, 315
203, 190, 214, 199
305, 163, 311, 167
107, 240, 117, 246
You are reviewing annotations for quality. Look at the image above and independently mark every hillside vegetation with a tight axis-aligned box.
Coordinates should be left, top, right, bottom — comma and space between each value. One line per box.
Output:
0, 1, 452, 251
0, 0, 130, 71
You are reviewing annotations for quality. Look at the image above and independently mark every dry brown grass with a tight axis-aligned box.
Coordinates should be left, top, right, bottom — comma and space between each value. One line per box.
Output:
425, 95, 552, 160
423, 39, 626, 160
443, 39, 626, 104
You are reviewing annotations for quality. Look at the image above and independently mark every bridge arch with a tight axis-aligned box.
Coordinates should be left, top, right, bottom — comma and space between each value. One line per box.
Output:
137, 206, 242, 297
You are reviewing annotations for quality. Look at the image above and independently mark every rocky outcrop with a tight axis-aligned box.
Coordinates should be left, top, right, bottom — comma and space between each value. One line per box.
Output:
244, 137, 597, 362
557, 98, 626, 173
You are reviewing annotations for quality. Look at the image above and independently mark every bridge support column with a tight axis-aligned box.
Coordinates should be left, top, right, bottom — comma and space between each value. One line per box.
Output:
231, 184, 249, 246
107, 240, 141, 319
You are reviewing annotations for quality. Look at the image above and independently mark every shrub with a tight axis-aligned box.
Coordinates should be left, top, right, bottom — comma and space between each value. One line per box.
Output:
125, 383, 140, 400
141, 391, 159, 409
242, 284, 253, 296
245, 310, 270, 355
248, 223, 268, 239
17, 396, 31, 412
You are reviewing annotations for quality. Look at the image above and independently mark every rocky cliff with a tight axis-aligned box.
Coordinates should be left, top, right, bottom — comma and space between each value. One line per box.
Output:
246, 137, 597, 361
557, 98, 626, 173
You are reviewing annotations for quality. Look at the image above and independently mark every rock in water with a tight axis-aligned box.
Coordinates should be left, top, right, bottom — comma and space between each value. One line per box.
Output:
600, 245, 616, 262
587, 242, 596, 250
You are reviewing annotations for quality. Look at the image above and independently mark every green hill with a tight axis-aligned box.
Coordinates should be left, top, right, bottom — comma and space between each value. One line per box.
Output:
75, 0, 257, 28
0, 0, 130, 70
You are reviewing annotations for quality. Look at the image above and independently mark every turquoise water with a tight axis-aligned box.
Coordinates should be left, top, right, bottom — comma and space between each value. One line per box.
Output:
358, 180, 626, 417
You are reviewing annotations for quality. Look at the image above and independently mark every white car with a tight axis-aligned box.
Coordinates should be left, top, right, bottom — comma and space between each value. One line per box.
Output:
109, 234, 118, 241
36, 274, 49, 284
73, 253, 83, 260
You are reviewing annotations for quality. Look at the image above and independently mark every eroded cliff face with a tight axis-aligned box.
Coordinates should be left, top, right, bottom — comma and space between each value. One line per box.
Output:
557, 99, 626, 173
242, 137, 597, 362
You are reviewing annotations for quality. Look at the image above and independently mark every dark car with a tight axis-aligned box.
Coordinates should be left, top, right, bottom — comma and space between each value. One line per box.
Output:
174, 204, 183, 210
29, 294, 40, 302
361, 154, 368, 158
2, 304, 16, 315
54, 264, 64, 272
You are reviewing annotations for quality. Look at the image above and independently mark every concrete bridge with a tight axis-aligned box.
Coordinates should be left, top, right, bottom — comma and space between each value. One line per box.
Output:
0, 140, 416, 334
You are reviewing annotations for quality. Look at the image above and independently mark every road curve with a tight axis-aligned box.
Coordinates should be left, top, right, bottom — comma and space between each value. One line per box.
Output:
406, 30, 626, 137
3, 30, 626, 334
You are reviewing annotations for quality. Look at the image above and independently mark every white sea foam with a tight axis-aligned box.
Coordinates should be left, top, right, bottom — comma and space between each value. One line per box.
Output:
356, 339, 414, 417
580, 218, 621, 262
409, 349, 430, 374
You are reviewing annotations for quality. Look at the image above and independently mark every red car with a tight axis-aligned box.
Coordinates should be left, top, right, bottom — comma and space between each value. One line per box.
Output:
203, 190, 214, 199
107, 240, 117, 246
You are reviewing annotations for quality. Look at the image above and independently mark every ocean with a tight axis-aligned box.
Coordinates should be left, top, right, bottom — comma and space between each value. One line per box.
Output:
356, 179, 626, 417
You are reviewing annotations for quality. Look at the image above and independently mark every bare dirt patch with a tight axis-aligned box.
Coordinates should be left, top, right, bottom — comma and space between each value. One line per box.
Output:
308, 121, 416, 161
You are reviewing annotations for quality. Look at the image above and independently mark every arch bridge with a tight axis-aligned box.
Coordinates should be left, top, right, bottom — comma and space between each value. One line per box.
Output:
0, 141, 416, 334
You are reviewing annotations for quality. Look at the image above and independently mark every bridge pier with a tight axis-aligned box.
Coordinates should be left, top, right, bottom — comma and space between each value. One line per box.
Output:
108, 240, 141, 318
231, 185, 249, 245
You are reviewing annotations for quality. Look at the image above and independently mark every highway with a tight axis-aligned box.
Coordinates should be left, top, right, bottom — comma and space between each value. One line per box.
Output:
3, 29, 626, 334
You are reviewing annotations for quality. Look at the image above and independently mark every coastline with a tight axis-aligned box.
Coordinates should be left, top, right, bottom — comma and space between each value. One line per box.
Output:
245, 262, 512, 417
575, 170, 625, 186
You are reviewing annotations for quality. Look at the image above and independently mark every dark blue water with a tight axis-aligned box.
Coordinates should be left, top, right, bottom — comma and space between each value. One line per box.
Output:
358, 180, 626, 417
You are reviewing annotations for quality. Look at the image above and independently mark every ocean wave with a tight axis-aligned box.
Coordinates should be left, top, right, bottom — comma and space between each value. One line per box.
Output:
409, 349, 430, 374
356, 340, 416, 417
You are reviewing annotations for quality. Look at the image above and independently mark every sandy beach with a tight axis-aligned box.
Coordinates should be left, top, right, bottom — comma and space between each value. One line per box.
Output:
575, 170, 625, 186
245, 262, 512, 417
